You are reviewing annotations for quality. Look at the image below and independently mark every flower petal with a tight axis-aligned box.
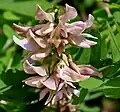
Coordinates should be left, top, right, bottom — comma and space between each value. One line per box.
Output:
35, 4, 54, 22
27, 29, 47, 48
60, 4, 77, 24
23, 76, 43, 88
23, 60, 48, 76
65, 22, 86, 36
39, 88, 49, 100
31, 48, 50, 60
64, 14, 94, 36
13, 23, 30, 33
69, 34, 97, 48
35, 23, 54, 36
57, 82, 65, 91
51, 91, 63, 105
81, 33, 97, 39
23, 60, 36, 74
59, 66, 90, 82
79, 65, 103, 78
41, 77, 57, 90
85, 14, 94, 28
66, 82, 76, 88
13, 35, 40, 51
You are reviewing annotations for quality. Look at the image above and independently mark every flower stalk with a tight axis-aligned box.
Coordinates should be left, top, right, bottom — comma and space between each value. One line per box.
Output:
13, 3, 102, 111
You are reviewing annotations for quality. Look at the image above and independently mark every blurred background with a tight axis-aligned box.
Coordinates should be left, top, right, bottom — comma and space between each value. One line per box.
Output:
1, 0, 120, 112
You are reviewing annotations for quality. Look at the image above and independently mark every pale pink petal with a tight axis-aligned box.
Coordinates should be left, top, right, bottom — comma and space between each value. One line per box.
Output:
60, 4, 77, 24
51, 91, 63, 105
79, 65, 103, 78
78, 39, 97, 48
23, 60, 36, 74
59, 69, 74, 82
13, 23, 30, 33
79, 40, 91, 48
64, 14, 94, 36
39, 88, 49, 100
56, 91, 63, 100
83, 39, 97, 46
35, 23, 54, 36
41, 77, 57, 90
59, 66, 90, 82
69, 34, 97, 48
27, 29, 47, 48
66, 82, 76, 88
31, 48, 50, 60
85, 14, 94, 28
35, 4, 54, 22
60, 25, 68, 37
23, 60, 48, 76
23, 76, 43, 88
57, 82, 65, 91
69, 60, 80, 73
32, 66, 48, 76
81, 33, 97, 39
65, 22, 86, 36
13, 35, 40, 51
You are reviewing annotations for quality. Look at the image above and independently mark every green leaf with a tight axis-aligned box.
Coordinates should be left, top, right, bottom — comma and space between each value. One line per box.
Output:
77, 48, 91, 64
0, 0, 55, 17
111, 33, 120, 62
113, 11, 120, 23
103, 77, 120, 98
79, 88, 88, 103
0, 46, 15, 68
0, 69, 28, 89
79, 77, 103, 89
100, 35, 107, 60
100, 65, 120, 77
0, 35, 6, 51
85, 92, 103, 101
0, 79, 7, 89
3, 24, 16, 39
107, 21, 120, 62
90, 31, 101, 66
11, 50, 23, 70
80, 103, 100, 112
3, 11, 20, 21
93, 8, 108, 19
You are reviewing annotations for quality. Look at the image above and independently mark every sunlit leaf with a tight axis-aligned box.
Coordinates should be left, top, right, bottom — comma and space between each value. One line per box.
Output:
103, 77, 120, 98
0, 0, 55, 17
3, 24, 16, 39
77, 48, 91, 64
107, 21, 120, 62
3, 11, 20, 21
79, 77, 103, 89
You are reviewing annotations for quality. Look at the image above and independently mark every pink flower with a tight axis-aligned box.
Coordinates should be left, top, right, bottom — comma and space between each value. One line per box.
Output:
35, 4, 55, 22
13, 5, 55, 60
56, 59, 102, 82
13, 3, 102, 106
24, 74, 79, 105
13, 29, 51, 60
59, 4, 97, 48
23, 59, 48, 76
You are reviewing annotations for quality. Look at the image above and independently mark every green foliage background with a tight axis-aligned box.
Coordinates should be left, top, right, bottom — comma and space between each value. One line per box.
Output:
0, 0, 120, 112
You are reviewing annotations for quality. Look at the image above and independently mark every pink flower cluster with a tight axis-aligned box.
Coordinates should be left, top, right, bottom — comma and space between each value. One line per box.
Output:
13, 4, 102, 105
